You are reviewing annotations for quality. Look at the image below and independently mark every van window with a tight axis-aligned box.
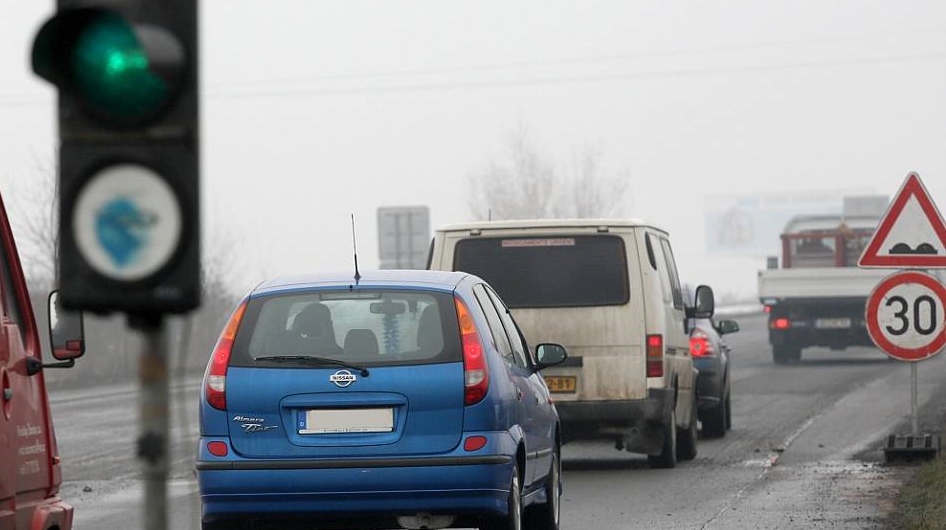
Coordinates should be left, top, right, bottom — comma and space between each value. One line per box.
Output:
658, 237, 685, 309
454, 235, 629, 308
0, 232, 25, 349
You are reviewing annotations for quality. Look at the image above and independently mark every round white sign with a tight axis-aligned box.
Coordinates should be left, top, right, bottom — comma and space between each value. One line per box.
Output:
866, 270, 946, 361
72, 164, 183, 281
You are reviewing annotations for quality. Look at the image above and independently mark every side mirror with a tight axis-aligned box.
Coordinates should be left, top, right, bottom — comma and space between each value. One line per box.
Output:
49, 290, 85, 361
716, 319, 740, 335
535, 343, 567, 370
686, 285, 715, 319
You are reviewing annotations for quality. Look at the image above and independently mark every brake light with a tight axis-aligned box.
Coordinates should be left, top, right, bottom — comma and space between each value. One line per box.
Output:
646, 334, 663, 377
690, 329, 713, 357
455, 297, 488, 405
204, 300, 248, 411
771, 317, 791, 330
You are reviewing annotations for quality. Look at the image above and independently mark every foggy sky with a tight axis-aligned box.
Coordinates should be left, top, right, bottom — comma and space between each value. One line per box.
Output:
3, 0, 946, 300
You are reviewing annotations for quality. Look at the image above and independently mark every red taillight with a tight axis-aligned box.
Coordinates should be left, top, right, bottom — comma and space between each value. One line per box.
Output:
204, 300, 248, 411
646, 334, 663, 377
455, 297, 488, 406
207, 441, 229, 457
690, 330, 713, 357
771, 317, 791, 330
464, 435, 488, 451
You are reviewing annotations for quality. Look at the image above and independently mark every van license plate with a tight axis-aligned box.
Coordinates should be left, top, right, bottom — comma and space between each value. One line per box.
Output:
544, 376, 576, 393
815, 318, 851, 329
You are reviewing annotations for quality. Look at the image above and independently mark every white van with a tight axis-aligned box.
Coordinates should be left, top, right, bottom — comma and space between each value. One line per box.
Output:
428, 218, 715, 468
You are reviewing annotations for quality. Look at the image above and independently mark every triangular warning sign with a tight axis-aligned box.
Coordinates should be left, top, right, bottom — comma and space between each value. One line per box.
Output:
858, 172, 946, 268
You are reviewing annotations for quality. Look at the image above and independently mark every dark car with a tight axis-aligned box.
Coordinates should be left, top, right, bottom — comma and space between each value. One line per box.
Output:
685, 285, 740, 438
196, 269, 567, 530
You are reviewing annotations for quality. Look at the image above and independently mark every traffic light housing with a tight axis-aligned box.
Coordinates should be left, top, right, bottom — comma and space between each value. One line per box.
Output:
32, 0, 199, 314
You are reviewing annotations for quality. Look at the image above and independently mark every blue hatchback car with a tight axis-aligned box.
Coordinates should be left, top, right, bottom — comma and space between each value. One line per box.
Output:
197, 269, 567, 530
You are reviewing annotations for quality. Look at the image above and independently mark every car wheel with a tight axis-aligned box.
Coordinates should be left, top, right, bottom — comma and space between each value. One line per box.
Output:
772, 344, 800, 364
701, 390, 727, 439
724, 390, 732, 430
525, 448, 561, 530
676, 392, 698, 460
482, 462, 523, 530
647, 408, 677, 469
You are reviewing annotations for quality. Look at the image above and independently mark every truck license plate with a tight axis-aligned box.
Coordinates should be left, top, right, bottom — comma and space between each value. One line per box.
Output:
815, 317, 851, 329
544, 376, 576, 393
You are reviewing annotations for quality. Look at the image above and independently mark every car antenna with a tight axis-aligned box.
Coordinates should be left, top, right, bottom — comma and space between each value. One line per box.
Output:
350, 214, 361, 284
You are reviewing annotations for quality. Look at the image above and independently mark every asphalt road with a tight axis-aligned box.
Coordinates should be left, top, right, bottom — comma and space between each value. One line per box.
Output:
48, 312, 946, 529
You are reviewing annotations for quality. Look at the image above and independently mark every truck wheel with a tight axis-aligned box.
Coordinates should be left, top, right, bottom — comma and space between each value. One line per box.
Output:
772, 344, 800, 364
647, 409, 677, 469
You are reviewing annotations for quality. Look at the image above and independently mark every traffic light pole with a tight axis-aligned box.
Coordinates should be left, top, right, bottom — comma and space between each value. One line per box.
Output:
132, 314, 170, 530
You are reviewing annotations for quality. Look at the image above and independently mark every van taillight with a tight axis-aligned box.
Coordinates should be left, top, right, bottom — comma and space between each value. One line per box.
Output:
689, 330, 712, 357
204, 300, 247, 411
455, 297, 488, 406
646, 334, 663, 377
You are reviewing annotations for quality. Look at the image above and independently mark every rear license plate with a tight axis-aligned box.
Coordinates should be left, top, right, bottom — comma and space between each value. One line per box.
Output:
815, 317, 852, 329
544, 376, 577, 393
300, 408, 394, 434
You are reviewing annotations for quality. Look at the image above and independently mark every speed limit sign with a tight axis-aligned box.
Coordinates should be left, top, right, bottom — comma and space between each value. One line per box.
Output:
866, 270, 946, 361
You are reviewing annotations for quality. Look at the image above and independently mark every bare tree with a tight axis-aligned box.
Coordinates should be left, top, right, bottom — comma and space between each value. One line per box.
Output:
467, 125, 630, 221
9, 155, 59, 290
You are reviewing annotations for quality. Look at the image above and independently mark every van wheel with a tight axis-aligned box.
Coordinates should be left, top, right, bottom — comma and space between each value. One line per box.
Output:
481, 462, 522, 530
525, 448, 561, 530
676, 393, 698, 460
647, 409, 677, 468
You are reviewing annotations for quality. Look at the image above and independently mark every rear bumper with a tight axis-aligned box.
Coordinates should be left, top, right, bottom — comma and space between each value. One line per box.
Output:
196, 434, 516, 524
16, 496, 73, 530
555, 388, 673, 452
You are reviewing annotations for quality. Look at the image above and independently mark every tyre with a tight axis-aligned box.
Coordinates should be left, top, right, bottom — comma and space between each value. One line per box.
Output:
724, 391, 732, 431
772, 344, 800, 364
701, 396, 727, 439
647, 408, 677, 469
481, 462, 523, 530
676, 393, 698, 460
525, 448, 561, 530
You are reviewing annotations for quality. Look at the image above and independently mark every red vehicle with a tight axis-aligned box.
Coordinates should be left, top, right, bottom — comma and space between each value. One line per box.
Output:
0, 191, 84, 529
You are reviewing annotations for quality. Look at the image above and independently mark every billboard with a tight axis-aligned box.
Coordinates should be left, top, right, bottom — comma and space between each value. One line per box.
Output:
704, 189, 875, 257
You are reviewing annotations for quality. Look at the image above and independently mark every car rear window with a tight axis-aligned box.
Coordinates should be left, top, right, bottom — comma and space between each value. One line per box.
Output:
230, 289, 461, 367
453, 235, 629, 308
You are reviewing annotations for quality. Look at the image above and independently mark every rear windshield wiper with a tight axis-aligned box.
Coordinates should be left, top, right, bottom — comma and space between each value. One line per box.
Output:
254, 355, 369, 376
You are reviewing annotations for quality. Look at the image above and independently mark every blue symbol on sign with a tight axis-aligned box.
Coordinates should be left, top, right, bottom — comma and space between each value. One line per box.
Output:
95, 198, 156, 268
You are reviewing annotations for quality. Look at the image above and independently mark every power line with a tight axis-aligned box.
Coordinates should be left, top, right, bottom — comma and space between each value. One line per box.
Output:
206, 51, 946, 101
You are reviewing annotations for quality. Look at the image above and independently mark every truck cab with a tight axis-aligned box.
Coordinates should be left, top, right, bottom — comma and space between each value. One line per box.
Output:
0, 192, 84, 529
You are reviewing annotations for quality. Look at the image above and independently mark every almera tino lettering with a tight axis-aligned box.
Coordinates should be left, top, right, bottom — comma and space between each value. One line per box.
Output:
232, 416, 264, 423
232, 415, 278, 433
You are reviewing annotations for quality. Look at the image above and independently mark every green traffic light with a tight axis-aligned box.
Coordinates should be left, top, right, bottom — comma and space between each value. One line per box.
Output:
32, 8, 185, 126
72, 12, 170, 121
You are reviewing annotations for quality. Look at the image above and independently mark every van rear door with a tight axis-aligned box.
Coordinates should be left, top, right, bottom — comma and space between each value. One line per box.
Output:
447, 231, 649, 401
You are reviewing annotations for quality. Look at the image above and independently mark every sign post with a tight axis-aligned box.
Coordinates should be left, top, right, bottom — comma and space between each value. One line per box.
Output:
859, 172, 946, 461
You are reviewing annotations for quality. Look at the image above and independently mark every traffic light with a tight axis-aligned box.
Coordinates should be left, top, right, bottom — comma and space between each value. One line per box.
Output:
32, 0, 199, 314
